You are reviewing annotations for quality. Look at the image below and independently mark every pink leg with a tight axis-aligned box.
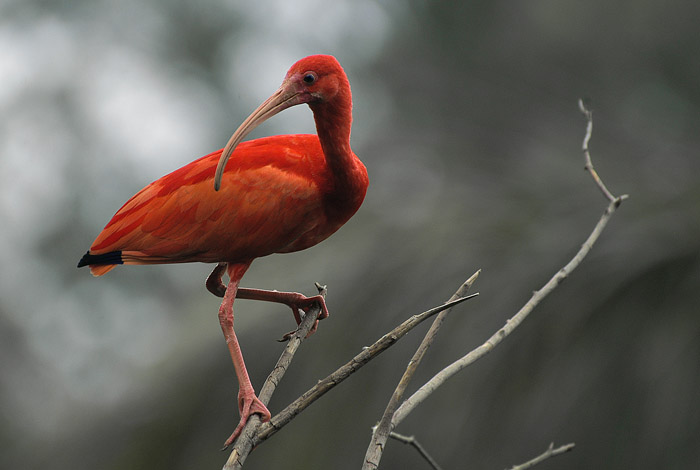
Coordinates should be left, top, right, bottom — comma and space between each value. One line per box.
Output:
218, 262, 271, 449
207, 263, 329, 340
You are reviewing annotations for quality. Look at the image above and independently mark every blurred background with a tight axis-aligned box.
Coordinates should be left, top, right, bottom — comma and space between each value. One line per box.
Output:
1, 0, 699, 468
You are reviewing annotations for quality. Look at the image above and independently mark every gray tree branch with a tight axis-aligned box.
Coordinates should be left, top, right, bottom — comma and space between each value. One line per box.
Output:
363, 100, 627, 469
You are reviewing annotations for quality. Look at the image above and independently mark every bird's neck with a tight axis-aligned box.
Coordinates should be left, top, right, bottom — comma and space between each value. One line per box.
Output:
312, 100, 353, 165
311, 100, 367, 216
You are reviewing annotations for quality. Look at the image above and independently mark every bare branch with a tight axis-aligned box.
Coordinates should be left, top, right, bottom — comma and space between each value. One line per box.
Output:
506, 442, 576, 470
393, 193, 622, 426
388, 431, 444, 470
391, 100, 627, 431
362, 271, 481, 469
252, 289, 479, 446
223, 284, 327, 469
578, 99, 625, 203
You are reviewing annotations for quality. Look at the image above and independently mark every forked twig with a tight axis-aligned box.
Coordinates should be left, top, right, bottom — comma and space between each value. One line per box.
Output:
388, 431, 444, 470
362, 271, 480, 469
506, 442, 576, 470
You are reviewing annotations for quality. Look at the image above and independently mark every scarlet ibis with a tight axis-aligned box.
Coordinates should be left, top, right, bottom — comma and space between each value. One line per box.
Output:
78, 55, 368, 447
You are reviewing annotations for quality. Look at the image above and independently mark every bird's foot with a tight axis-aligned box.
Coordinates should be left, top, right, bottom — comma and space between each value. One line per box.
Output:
227, 286, 329, 341
276, 292, 328, 341
222, 392, 271, 450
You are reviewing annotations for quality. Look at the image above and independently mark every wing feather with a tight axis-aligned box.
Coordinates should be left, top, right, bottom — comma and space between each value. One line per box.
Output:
87, 135, 329, 267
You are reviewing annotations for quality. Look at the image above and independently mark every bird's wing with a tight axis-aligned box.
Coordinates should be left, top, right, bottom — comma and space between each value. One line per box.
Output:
89, 137, 327, 265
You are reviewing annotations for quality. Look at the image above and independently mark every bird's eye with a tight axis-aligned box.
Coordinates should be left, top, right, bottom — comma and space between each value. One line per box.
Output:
303, 72, 317, 84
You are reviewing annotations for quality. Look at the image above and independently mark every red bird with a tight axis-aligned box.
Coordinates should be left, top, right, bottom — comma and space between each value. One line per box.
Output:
78, 55, 368, 447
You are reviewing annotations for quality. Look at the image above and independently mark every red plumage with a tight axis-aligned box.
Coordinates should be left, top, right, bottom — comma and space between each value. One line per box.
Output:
85, 134, 366, 273
78, 55, 368, 447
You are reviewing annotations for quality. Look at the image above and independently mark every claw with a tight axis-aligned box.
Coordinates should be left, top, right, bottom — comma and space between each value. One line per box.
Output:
286, 293, 329, 322
222, 391, 271, 450
299, 293, 329, 321
276, 293, 326, 341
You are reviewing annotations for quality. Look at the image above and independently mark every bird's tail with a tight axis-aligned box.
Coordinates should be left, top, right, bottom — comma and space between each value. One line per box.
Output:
78, 250, 197, 276
77, 250, 122, 276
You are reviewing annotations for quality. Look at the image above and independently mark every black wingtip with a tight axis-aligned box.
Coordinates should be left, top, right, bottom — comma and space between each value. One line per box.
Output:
77, 250, 123, 268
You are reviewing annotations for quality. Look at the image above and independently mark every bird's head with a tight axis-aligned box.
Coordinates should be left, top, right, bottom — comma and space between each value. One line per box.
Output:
283, 54, 350, 107
214, 55, 350, 191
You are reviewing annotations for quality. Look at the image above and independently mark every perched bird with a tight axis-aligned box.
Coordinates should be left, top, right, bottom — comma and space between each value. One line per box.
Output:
78, 55, 368, 447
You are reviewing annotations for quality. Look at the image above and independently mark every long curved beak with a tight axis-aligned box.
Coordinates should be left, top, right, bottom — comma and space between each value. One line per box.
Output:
214, 84, 302, 191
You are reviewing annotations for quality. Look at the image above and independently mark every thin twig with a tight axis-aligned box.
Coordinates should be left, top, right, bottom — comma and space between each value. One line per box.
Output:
390, 100, 627, 430
579, 99, 620, 203
251, 290, 479, 447
224, 284, 326, 469
362, 271, 481, 469
506, 442, 576, 470
388, 431, 444, 470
